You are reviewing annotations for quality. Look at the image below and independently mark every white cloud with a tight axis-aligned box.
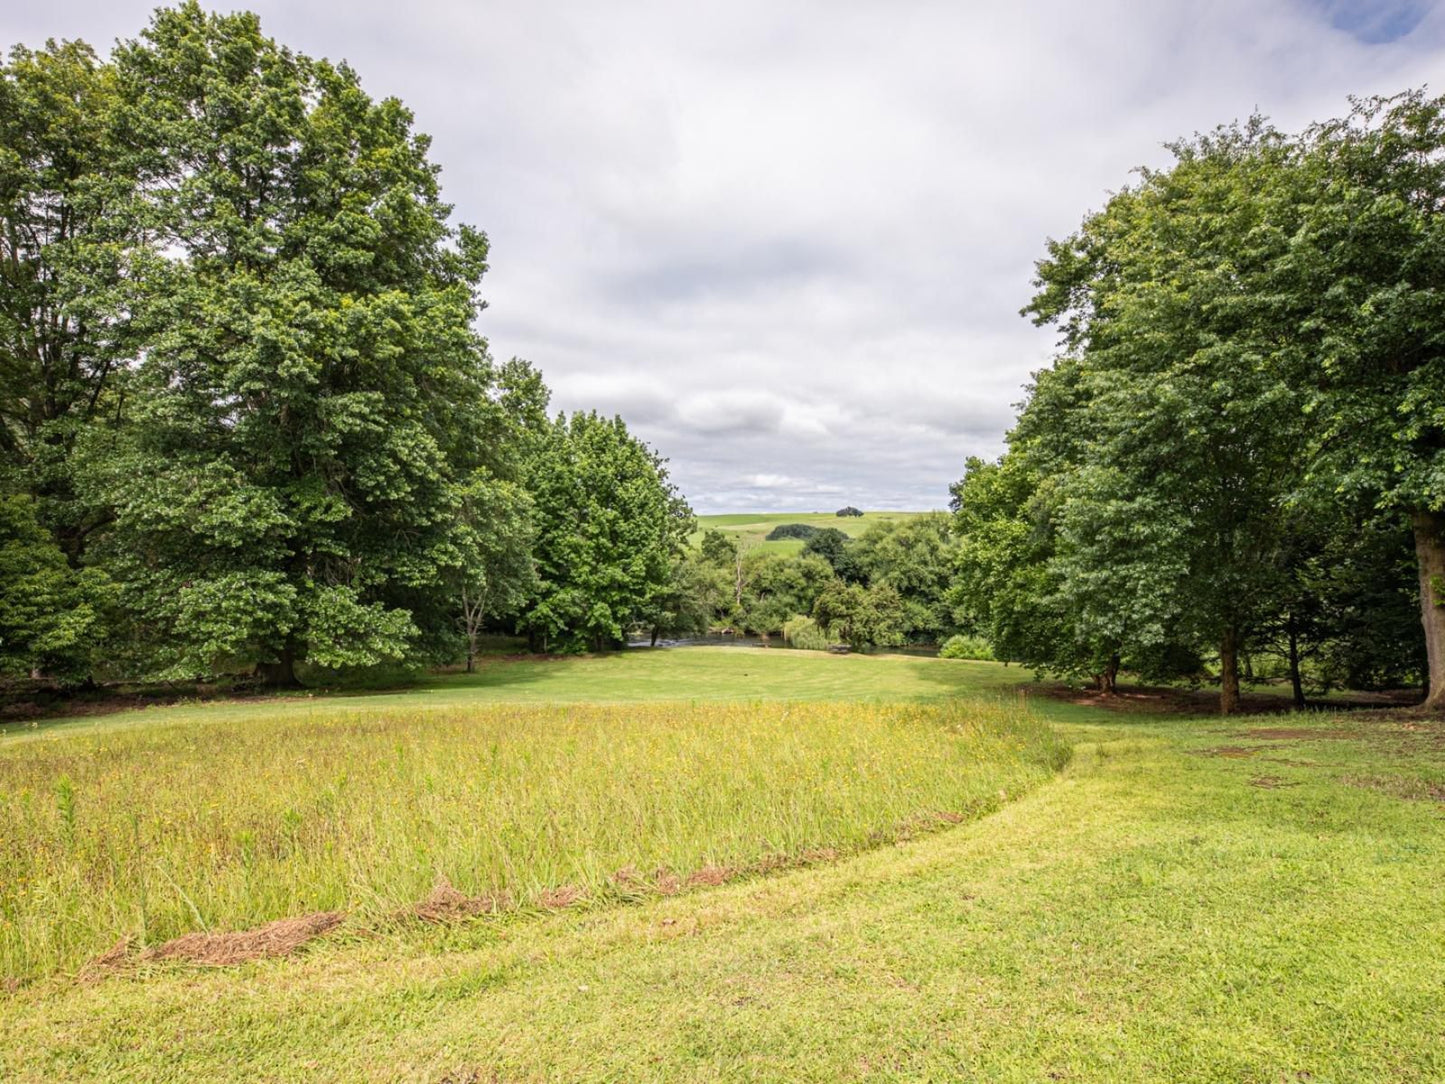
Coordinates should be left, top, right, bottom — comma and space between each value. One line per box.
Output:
9, 0, 1445, 510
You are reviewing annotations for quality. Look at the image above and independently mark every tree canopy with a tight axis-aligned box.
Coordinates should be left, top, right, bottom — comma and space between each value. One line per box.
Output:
956, 95, 1445, 710
0, 6, 695, 687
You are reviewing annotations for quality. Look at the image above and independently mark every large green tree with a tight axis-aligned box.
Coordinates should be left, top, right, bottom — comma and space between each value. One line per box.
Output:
524, 411, 693, 652
735, 550, 834, 636
1282, 93, 1445, 708
852, 513, 957, 643
1020, 123, 1317, 711
0, 491, 109, 680
83, 3, 501, 682
0, 40, 133, 557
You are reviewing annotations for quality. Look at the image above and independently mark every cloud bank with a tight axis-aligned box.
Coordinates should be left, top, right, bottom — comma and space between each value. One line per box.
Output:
9, 0, 1445, 509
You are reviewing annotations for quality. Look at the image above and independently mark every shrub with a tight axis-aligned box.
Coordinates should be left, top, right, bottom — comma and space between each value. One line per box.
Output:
939, 634, 995, 661
836, 506, 864, 517
765, 523, 820, 541
782, 614, 832, 651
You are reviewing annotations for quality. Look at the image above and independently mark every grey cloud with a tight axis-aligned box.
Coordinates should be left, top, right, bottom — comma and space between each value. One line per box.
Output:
9, 0, 1445, 511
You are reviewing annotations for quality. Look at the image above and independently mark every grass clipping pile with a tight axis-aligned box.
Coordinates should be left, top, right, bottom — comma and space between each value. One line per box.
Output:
85, 912, 344, 976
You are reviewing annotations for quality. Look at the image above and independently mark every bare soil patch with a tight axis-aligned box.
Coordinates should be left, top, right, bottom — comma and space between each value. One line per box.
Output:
685, 865, 733, 888
1239, 727, 1358, 741
1248, 775, 1301, 789
539, 885, 585, 910
413, 881, 511, 923
1042, 683, 1423, 717
1195, 746, 1260, 759
1343, 774, 1445, 804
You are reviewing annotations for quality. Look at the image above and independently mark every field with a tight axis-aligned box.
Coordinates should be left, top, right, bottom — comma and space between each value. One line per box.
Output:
0, 684, 1062, 981
4, 650, 1445, 1081
691, 510, 934, 554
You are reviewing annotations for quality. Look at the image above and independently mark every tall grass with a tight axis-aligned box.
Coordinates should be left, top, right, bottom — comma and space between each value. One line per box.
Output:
0, 696, 1066, 980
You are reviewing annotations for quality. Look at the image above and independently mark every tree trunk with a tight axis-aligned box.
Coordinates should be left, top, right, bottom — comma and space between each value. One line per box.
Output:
1287, 614, 1305, 711
1414, 511, 1445, 710
260, 641, 301, 688
466, 646, 475, 673
1219, 627, 1241, 715
651, 627, 659, 647
1104, 652, 1120, 695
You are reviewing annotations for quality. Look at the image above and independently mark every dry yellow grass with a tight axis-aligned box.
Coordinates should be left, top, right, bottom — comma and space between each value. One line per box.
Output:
0, 694, 1065, 981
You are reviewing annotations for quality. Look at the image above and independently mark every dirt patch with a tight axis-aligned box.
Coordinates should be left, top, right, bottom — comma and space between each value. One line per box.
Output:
539, 885, 584, 910
654, 870, 681, 896
143, 911, 343, 966
1195, 746, 1260, 759
413, 880, 511, 923
685, 865, 733, 888
1239, 727, 1358, 741
1343, 774, 1445, 804
1041, 682, 1424, 718
1248, 775, 1301, 789
1259, 756, 1321, 767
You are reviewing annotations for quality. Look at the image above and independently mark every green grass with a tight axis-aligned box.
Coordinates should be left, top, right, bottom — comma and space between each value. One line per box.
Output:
0, 654, 1063, 982
1, 647, 1026, 743
4, 652, 1444, 1081
691, 510, 932, 554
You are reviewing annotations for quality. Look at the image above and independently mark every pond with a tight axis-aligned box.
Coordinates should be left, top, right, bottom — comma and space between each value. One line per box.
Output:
625, 632, 940, 657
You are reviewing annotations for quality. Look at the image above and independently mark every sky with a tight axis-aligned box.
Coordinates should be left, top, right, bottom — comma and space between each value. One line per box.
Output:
7, 1, 1445, 512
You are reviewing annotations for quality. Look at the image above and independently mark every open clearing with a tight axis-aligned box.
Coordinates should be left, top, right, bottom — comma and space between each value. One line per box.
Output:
3, 650, 1444, 1081
691, 511, 934, 554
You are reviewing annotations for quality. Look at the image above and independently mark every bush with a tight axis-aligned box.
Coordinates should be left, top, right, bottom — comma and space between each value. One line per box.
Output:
782, 614, 832, 651
939, 634, 995, 661
836, 506, 864, 517
765, 523, 820, 541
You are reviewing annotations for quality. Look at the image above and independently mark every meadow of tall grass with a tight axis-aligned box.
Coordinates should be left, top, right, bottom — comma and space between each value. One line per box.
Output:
0, 694, 1066, 981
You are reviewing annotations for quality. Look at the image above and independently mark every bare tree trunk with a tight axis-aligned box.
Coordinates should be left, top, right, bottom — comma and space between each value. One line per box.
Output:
1287, 613, 1305, 711
1220, 627, 1241, 715
460, 582, 487, 674
1415, 511, 1445, 710
1091, 653, 1121, 694
260, 640, 300, 688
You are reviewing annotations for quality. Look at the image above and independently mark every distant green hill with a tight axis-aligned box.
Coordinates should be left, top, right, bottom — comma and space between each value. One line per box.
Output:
690, 511, 937, 554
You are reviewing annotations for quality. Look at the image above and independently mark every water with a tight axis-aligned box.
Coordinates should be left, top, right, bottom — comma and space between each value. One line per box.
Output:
625, 632, 776, 649
625, 633, 940, 657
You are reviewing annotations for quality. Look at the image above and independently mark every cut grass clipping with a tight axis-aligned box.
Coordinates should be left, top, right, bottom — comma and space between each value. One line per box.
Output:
0, 696, 1066, 981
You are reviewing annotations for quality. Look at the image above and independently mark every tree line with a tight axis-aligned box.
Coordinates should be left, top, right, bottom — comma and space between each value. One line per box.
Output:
679, 516, 959, 650
4, 8, 1442, 709
0, 5, 691, 687
950, 98, 1445, 713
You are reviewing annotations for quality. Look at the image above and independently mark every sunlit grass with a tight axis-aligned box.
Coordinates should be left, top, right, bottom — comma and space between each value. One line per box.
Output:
0, 694, 1066, 980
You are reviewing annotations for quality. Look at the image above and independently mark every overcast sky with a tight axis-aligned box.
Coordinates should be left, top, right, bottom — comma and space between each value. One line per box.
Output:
8, 1, 1445, 511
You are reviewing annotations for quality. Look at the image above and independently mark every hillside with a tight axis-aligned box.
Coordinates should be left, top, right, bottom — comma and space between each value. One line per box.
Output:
691, 510, 938, 554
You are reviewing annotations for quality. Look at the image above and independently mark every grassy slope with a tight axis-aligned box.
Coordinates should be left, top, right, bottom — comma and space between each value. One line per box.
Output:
5, 659, 1445, 1081
0, 691, 1063, 980
691, 510, 933, 554
1, 649, 1023, 743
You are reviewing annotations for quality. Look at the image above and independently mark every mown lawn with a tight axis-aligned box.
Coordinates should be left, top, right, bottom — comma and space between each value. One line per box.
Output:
3, 653, 1444, 1082
1, 647, 1025, 741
